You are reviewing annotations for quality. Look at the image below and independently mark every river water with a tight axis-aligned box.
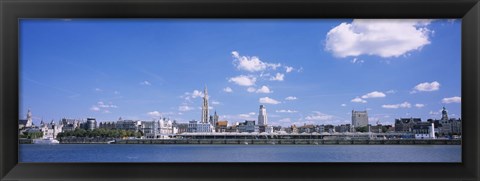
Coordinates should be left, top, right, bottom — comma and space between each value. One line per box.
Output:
19, 144, 461, 162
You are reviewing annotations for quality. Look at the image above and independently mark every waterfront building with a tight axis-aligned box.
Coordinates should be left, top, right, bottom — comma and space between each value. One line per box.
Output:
61, 118, 81, 132
210, 111, 219, 128
432, 107, 462, 136
265, 126, 274, 134
99, 121, 116, 130
39, 120, 63, 139
284, 124, 298, 134
140, 118, 175, 138
201, 86, 209, 124
115, 118, 141, 132
159, 118, 175, 135
258, 105, 268, 126
18, 109, 34, 130
237, 120, 257, 133
394, 118, 421, 132
299, 124, 316, 133
86, 118, 97, 130
141, 121, 159, 138
334, 124, 352, 133
187, 120, 214, 133
174, 122, 189, 134
215, 120, 228, 133
413, 122, 436, 139
352, 109, 368, 128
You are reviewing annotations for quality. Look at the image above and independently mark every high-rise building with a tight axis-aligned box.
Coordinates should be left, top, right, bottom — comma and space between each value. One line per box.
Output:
258, 105, 268, 126
201, 86, 209, 124
351, 109, 368, 128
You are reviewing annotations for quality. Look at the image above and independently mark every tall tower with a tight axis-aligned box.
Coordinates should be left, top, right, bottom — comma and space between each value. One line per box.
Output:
26, 108, 33, 127
201, 85, 209, 124
212, 111, 219, 126
441, 106, 449, 121
352, 109, 368, 127
258, 105, 268, 126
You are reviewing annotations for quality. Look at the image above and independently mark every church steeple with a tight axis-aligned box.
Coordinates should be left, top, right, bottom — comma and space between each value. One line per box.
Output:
26, 108, 33, 127
201, 85, 209, 123
441, 106, 448, 121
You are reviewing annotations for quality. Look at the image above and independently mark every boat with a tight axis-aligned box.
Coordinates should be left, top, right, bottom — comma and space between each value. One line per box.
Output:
33, 138, 60, 144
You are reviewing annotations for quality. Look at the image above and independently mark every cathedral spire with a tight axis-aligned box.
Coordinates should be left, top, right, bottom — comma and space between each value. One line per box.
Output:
201, 85, 209, 124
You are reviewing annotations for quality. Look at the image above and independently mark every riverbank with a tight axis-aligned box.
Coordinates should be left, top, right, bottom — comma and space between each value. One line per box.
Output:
113, 138, 460, 145
20, 138, 461, 145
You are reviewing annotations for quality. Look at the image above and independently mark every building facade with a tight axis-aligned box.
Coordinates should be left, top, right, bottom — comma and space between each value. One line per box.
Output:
352, 110, 368, 128
258, 105, 268, 126
394, 118, 421, 132
39, 120, 63, 139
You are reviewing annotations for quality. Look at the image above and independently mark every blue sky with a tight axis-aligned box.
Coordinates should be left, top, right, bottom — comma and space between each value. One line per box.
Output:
19, 19, 461, 127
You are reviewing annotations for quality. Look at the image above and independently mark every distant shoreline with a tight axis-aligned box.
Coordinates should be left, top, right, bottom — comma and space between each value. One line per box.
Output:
19, 138, 461, 145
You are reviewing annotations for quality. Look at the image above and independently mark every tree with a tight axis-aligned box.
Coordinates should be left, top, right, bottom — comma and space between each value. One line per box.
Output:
355, 126, 369, 132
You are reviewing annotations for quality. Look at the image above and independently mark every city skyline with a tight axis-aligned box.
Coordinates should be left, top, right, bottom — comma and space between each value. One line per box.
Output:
20, 19, 461, 127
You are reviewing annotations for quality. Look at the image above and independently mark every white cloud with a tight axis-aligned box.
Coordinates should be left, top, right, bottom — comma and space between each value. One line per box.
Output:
278, 118, 292, 123
223, 87, 233, 93
415, 104, 425, 108
191, 90, 204, 98
285, 96, 297, 101
412, 81, 440, 93
90, 101, 117, 113
211, 101, 220, 105
325, 19, 432, 58
90, 106, 100, 111
249, 112, 256, 115
178, 105, 194, 112
285, 66, 294, 73
247, 87, 256, 93
351, 97, 367, 103
442, 96, 461, 104
270, 73, 285, 81
140, 80, 151, 86
147, 111, 162, 117
114, 91, 120, 95
259, 97, 281, 104
276, 109, 298, 113
385, 90, 396, 94
382, 102, 411, 109
94, 88, 103, 92
361, 91, 386, 99
341, 104, 347, 107
231, 51, 281, 72
256, 85, 273, 93
305, 111, 334, 121
182, 90, 205, 100
97, 101, 118, 108
351, 58, 364, 64
229, 75, 256, 86
238, 114, 251, 118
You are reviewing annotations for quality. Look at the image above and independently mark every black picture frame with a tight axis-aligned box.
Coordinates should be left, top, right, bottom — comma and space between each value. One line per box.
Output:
1, 0, 479, 180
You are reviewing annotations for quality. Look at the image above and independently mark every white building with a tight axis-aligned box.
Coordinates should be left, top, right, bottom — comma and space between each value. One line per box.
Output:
187, 120, 214, 133
141, 118, 175, 139
258, 105, 268, 126
414, 122, 436, 139
39, 120, 63, 139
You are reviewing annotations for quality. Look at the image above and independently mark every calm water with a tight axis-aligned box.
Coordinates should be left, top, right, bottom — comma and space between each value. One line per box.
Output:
19, 144, 461, 162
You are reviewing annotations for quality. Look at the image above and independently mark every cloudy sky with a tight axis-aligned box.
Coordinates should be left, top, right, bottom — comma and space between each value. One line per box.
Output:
19, 19, 461, 127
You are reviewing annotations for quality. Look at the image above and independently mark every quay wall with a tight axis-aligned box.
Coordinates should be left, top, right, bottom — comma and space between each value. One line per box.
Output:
113, 139, 461, 145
